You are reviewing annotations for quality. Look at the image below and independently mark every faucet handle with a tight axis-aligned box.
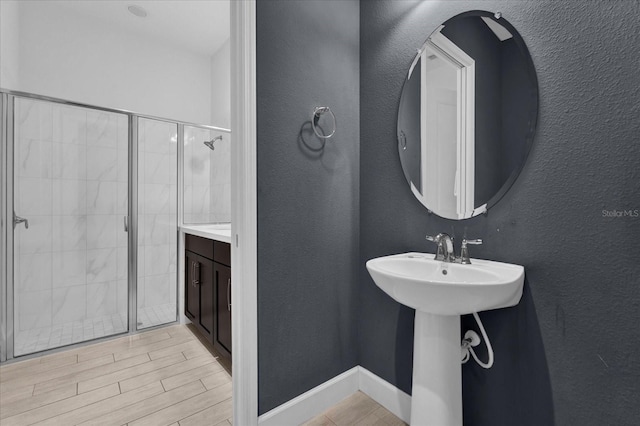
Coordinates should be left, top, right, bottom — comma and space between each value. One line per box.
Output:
460, 238, 482, 264
463, 238, 482, 245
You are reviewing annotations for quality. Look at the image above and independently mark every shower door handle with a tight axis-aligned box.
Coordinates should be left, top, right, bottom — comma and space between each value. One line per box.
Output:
124, 216, 128, 232
13, 213, 29, 230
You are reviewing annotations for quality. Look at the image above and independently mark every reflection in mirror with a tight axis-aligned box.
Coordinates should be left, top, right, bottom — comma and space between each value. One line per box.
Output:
398, 11, 538, 220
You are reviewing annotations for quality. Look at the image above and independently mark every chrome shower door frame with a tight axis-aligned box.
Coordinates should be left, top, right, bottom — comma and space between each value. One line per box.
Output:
0, 93, 15, 362
177, 123, 184, 328
128, 115, 139, 333
0, 89, 227, 361
6, 93, 134, 359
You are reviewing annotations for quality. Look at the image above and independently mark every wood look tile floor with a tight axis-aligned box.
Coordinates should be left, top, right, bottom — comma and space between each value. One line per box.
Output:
0, 324, 232, 426
302, 392, 406, 426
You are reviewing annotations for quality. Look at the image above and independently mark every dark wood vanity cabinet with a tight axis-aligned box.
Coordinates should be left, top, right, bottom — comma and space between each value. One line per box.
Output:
214, 264, 232, 354
213, 241, 231, 358
185, 251, 214, 341
184, 234, 231, 360
184, 251, 200, 322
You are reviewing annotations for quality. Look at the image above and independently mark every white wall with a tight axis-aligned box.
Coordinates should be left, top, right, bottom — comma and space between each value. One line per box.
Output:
12, 1, 212, 125
210, 39, 231, 129
0, 0, 20, 89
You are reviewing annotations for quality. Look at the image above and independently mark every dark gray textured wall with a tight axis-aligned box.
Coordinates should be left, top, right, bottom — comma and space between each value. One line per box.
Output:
360, 1, 640, 426
256, 0, 360, 416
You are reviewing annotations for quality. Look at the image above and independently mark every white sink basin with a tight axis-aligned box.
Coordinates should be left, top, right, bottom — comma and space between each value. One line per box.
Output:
366, 252, 525, 425
366, 252, 524, 315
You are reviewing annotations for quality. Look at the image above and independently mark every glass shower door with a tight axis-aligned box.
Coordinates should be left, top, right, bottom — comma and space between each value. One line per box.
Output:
136, 117, 177, 329
12, 97, 129, 355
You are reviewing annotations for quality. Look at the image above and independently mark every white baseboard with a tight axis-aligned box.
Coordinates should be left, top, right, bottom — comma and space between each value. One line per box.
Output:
358, 366, 411, 424
257, 366, 411, 425
258, 367, 360, 426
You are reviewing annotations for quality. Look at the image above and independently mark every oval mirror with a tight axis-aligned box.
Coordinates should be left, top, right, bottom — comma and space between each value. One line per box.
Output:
397, 10, 538, 220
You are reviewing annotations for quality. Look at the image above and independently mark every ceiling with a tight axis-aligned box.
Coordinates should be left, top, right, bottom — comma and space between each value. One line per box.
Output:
52, 0, 230, 57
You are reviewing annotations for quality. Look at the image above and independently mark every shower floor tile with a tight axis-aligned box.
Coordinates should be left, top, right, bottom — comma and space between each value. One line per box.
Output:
14, 304, 177, 356
14, 314, 128, 356
137, 303, 177, 330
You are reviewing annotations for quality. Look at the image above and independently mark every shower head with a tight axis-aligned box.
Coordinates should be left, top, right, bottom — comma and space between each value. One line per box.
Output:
203, 135, 223, 151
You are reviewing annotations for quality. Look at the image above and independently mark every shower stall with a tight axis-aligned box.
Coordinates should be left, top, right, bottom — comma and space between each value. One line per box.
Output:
0, 90, 230, 361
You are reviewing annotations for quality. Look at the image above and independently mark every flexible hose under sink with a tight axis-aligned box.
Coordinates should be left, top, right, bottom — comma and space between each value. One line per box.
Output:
462, 312, 494, 369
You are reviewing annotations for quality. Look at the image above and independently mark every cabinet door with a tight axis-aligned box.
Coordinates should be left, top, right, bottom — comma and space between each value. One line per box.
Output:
185, 253, 200, 321
214, 263, 232, 356
198, 258, 214, 342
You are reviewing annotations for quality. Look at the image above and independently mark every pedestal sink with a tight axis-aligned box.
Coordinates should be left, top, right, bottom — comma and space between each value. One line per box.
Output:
366, 252, 524, 426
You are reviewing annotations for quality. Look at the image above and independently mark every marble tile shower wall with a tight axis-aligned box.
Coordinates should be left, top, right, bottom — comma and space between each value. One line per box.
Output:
14, 98, 129, 347
137, 118, 177, 327
183, 126, 211, 224
209, 131, 231, 223
183, 126, 230, 224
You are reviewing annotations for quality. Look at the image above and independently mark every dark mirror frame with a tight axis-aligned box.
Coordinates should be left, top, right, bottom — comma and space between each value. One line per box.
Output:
397, 10, 539, 220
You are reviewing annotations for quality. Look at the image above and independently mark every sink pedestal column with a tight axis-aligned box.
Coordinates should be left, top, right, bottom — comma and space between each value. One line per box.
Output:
411, 311, 462, 426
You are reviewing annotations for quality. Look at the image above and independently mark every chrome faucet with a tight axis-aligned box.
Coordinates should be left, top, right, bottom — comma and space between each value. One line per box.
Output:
426, 233, 456, 262
427, 233, 484, 264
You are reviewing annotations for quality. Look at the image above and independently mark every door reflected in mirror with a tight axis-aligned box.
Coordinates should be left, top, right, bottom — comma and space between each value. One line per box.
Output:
397, 11, 538, 220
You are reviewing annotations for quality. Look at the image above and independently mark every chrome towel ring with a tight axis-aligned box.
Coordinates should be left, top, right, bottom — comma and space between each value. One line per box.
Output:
312, 106, 336, 139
